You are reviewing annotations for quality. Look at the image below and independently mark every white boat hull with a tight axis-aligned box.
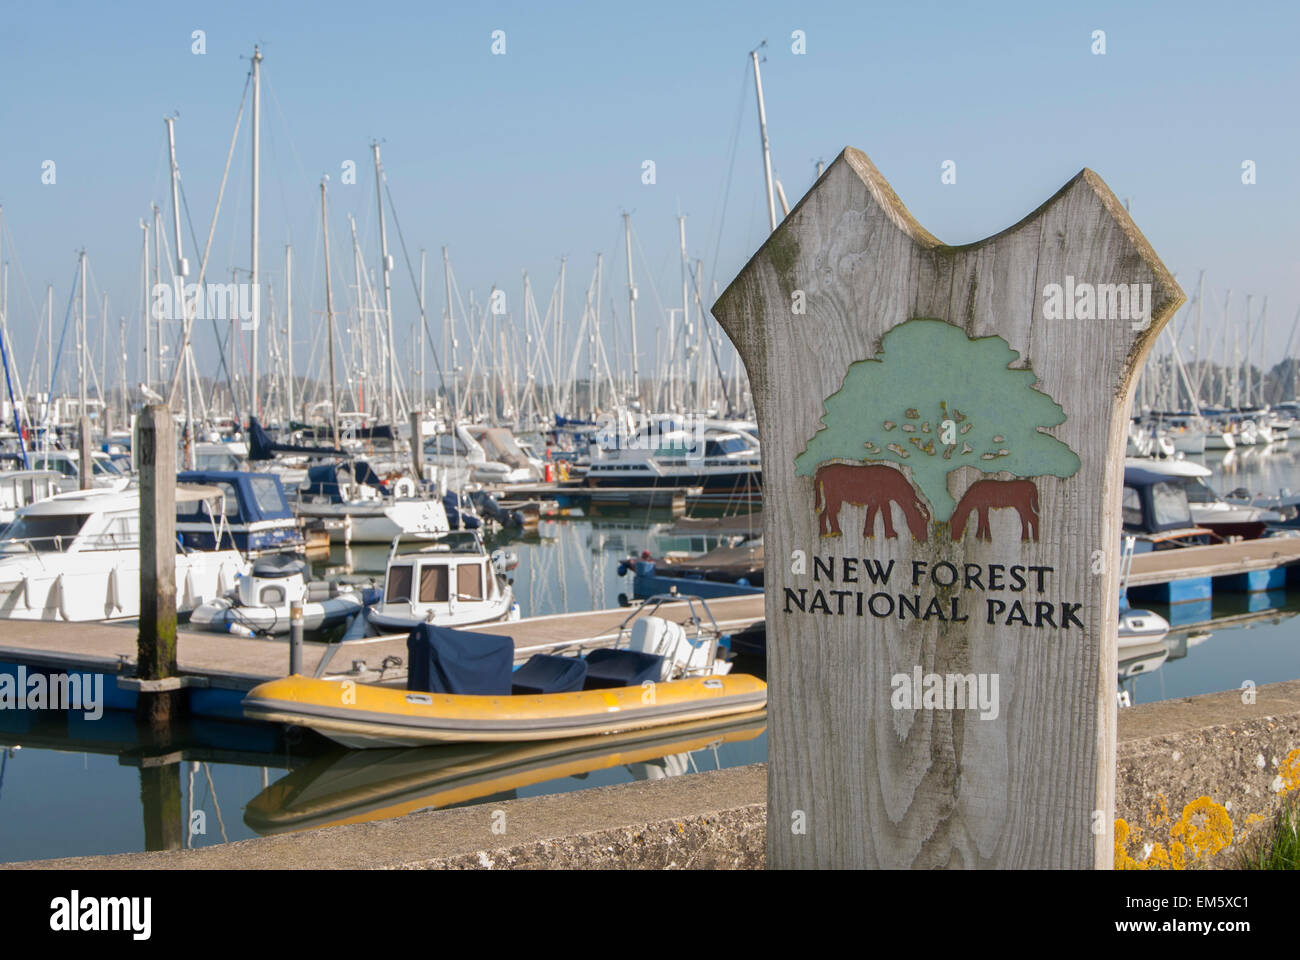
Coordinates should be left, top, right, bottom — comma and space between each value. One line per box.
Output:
0, 551, 246, 622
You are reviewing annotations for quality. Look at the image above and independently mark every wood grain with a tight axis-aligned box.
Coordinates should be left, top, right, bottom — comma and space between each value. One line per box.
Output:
712, 148, 1183, 868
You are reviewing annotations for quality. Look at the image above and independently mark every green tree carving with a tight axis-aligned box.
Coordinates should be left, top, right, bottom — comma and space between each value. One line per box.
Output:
794, 318, 1080, 522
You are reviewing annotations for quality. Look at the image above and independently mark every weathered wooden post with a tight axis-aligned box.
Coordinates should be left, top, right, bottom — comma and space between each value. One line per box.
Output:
77, 414, 92, 490
136, 403, 179, 726
712, 148, 1183, 868
410, 409, 424, 485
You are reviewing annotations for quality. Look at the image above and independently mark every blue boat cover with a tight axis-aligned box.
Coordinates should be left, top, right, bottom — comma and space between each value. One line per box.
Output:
583, 648, 665, 689
511, 654, 588, 695
406, 625, 514, 696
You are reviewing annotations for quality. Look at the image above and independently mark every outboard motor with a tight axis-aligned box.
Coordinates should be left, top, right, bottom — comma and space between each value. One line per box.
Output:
469, 490, 525, 529
442, 491, 482, 531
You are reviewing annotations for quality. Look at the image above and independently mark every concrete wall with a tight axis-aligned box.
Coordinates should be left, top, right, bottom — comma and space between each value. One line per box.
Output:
7, 680, 1299, 870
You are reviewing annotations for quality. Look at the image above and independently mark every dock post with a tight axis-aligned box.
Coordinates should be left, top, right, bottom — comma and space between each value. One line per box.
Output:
78, 414, 93, 490
136, 403, 179, 727
289, 599, 304, 675
410, 409, 424, 486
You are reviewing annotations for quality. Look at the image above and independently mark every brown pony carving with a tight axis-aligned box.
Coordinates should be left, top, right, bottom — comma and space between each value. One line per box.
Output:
813, 463, 930, 541
950, 478, 1039, 542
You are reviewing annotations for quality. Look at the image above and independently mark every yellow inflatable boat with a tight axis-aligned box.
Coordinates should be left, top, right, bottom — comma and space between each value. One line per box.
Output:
243, 673, 766, 747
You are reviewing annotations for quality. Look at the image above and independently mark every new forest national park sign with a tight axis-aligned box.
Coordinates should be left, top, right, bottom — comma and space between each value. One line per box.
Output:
711, 148, 1183, 869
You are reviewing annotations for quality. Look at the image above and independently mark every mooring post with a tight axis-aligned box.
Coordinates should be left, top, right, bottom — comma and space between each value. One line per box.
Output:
136, 403, 179, 726
712, 148, 1183, 868
410, 409, 424, 486
289, 599, 304, 675
78, 414, 92, 490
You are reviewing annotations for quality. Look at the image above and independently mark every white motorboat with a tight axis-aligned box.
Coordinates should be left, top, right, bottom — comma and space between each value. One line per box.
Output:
585, 418, 763, 490
0, 485, 247, 622
189, 553, 379, 636
23, 449, 131, 493
293, 461, 448, 543
366, 530, 520, 632
1126, 457, 1281, 535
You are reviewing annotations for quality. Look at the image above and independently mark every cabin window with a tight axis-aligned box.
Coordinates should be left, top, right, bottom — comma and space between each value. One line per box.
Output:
1152, 482, 1191, 527
1122, 488, 1142, 527
260, 586, 286, 605
1, 513, 90, 552
457, 563, 483, 600
89, 513, 140, 550
249, 476, 289, 515
419, 564, 449, 603
386, 565, 413, 603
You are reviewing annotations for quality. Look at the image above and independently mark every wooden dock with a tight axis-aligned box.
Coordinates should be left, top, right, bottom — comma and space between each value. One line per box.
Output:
1127, 538, 1300, 586
0, 594, 767, 702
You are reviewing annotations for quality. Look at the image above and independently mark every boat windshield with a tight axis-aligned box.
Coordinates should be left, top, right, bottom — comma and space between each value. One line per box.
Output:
249, 476, 289, 515
1152, 482, 1192, 526
1183, 478, 1220, 505
0, 513, 91, 552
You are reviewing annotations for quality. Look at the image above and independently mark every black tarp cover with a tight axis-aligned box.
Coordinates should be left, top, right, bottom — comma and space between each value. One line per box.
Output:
406, 624, 514, 696
248, 416, 346, 461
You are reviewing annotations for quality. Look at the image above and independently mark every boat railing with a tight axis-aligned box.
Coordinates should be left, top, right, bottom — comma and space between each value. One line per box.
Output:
613, 591, 723, 678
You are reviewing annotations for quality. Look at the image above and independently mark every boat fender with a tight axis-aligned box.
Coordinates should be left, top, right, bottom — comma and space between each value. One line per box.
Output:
55, 573, 69, 621
107, 564, 121, 613
183, 567, 198, 608
617, 562, 628, 577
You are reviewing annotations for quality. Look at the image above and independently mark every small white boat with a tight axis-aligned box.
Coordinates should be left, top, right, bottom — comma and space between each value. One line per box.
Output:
189, 553, 379, 636
366, 530, 519, 632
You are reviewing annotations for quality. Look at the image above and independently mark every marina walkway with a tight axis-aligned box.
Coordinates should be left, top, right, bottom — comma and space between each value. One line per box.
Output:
0, 594, 768, 693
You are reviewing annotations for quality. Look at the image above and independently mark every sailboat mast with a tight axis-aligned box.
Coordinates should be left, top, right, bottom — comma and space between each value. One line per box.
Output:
285, 244, 293, 423
751, 48, 777, 234
623, 213, 639, 405
140, 219, 150, 394
321, 179, 341, 445
152, 205, 162, 384
443, 246, 455, 418
78, 250, 87, 423
250, 45, 263, 420
419, 248, 426, 411
372, 142, 397, 423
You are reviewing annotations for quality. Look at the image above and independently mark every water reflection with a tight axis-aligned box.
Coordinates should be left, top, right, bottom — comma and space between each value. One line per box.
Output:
1119, 590, 1300, 705
243, 714, 765, 835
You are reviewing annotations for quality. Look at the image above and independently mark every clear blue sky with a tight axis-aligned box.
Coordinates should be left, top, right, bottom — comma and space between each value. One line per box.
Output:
1, 0, 1297, 395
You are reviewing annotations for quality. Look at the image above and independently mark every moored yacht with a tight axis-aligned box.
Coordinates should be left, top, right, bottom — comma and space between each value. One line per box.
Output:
293, 461, 448, 543
585, 420, 762, 490
0, 485, 247, 621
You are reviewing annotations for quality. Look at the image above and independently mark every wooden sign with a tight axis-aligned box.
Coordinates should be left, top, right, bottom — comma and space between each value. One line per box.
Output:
712, 148, 1183, 868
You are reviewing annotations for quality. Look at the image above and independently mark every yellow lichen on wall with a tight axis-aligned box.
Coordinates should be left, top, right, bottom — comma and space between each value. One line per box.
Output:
1279, 748, 1300, 795
1114, 794, 1233, 870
